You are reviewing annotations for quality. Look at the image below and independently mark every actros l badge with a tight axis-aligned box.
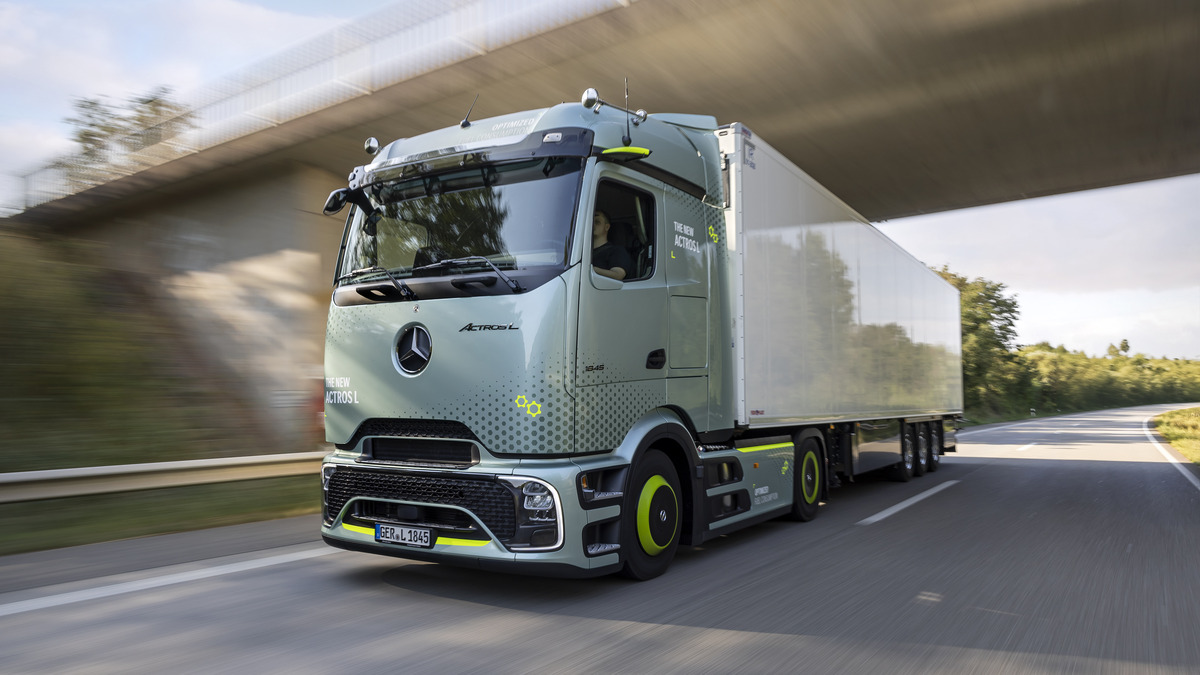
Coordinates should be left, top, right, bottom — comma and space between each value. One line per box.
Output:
460, 322, 519, 332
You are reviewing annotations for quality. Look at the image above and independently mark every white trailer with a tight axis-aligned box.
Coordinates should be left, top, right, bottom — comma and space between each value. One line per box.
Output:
720, 123, 962, 475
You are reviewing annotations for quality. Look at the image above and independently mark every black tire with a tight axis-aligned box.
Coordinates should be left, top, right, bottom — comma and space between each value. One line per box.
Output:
619, 449, 681, 580
789, 436, 823, 522
892, 424, 914, 482
928, 423, 942, 472
913, 423, 929, 477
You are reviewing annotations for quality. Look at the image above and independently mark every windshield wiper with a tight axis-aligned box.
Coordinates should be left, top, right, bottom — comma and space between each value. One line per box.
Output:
411, 256, 524, 293
336, 266, 417, 300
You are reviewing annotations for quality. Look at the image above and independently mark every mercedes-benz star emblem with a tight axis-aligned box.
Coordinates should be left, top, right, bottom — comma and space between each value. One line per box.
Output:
397, 325, 432, 374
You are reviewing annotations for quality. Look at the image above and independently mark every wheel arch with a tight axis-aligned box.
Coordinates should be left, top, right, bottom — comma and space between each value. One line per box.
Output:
621, 410, 700, 547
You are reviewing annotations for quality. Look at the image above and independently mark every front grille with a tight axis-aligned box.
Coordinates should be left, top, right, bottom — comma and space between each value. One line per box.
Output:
336, 418, 480, 451
366, 437, 476, 467
326, 467, 515, 539
351, 500, 479, 532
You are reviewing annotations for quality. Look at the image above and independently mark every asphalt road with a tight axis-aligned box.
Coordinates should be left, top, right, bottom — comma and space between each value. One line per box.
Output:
2, 403, 1199, 673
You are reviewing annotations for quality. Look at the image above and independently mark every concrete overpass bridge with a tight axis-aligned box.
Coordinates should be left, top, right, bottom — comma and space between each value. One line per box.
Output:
9, 0, 1198, 446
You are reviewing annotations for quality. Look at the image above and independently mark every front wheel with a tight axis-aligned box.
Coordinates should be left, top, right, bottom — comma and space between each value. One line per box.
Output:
619, 449, 681, 580
789, 437, 823, 522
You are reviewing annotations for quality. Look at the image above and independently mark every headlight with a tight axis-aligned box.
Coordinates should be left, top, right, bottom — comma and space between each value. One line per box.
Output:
500, 477, 563, 551
522, 482, 554, 513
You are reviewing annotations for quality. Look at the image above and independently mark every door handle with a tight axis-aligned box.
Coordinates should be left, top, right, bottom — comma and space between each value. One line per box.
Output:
646, 349, 666, 370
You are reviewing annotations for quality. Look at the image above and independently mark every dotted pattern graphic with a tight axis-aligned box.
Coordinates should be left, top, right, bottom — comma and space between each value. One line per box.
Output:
472, 368, 572, 454
324, 297, 577, 456
667, 180, 727, 269
575, 380, 667, 452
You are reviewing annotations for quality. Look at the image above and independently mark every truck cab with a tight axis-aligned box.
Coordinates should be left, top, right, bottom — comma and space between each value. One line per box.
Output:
320, 93, 729, 578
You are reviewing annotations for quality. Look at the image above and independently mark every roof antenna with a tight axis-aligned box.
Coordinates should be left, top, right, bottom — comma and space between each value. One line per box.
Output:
622, 78, 632, 146
460, 94, 479, 128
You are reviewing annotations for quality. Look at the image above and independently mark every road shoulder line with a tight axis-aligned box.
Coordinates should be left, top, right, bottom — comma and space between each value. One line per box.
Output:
1142, 417, 1200, 494
0, 546, 334, 618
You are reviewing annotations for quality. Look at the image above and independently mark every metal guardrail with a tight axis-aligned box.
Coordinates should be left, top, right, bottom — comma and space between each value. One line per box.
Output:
0, 452, 327, 504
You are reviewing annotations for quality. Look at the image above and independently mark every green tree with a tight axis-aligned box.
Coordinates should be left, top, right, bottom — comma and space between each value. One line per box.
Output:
935, 266, 1032, 418
928, 266, 1199, 421
53, 86, 192, 190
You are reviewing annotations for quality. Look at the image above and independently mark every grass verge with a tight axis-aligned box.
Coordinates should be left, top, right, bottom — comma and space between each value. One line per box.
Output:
1155, 407, 1200, 465
0, 476, 321, 557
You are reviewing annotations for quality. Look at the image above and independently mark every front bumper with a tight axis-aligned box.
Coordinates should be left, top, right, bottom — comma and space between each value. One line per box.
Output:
319, 454, 623, 577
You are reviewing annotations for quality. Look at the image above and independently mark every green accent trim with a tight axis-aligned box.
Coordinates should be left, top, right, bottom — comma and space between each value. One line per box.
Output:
801, 450, 820, 504
600, 146, 652, 160
342, 522, 487, 547
436, 537, 489, 548
738, 442, 794, 453
637, 475, 675, 556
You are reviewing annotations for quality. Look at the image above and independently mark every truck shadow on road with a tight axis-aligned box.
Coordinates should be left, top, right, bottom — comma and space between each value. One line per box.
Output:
350, 455, 1200, 670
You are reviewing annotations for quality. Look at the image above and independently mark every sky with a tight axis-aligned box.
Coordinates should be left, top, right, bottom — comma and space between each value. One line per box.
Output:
1, 0, 1197, 360
877, 174, 1200, 360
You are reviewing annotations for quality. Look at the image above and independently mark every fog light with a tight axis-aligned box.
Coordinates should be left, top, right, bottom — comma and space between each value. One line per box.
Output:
529, 528, 557, 547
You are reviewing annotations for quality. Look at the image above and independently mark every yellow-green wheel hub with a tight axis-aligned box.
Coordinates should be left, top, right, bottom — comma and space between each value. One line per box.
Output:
801, 450, 820, 504
636, 475, 678, 556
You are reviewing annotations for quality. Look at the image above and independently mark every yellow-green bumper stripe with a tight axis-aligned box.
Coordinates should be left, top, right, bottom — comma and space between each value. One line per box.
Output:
738, 442, 794, 453
340, 522, 489, 547
437, 537, 488, 547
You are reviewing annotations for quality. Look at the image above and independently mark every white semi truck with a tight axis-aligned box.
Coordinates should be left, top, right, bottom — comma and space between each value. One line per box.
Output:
319, 88, 963, 579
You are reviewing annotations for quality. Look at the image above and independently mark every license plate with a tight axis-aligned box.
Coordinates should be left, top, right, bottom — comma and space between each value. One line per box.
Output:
375, 523, 433, 548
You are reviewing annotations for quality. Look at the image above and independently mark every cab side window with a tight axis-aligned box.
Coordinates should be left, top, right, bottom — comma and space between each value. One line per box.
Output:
593, 181, 655, 282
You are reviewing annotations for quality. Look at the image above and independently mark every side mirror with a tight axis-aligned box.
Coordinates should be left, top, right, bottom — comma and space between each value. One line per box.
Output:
322, 189, 349, 216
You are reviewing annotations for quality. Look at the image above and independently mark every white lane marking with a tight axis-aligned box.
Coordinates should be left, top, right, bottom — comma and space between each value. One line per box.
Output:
0, 547, 335, 618
957, 411, 1101, 438
857, 481, 960, 525
1016, 443, 1038, 451
957, 422, 1030, 438
1142, 417, 1200, 494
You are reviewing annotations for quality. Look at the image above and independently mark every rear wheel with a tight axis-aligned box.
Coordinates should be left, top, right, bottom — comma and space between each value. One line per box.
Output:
892, 425, 914, 482
913, 424, 929, 477
928, 423, 942, 472
619, 449, 680, 580
789, 436, 822, 522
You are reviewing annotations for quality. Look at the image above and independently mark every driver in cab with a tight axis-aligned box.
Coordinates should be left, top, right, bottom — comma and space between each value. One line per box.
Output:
591, 210, 632, 281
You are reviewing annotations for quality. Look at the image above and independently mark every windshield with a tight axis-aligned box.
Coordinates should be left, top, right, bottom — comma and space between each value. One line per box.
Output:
337, 157, 582, 285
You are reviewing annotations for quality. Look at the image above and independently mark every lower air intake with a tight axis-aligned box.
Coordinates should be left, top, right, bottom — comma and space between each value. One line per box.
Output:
326, 468, 516, 539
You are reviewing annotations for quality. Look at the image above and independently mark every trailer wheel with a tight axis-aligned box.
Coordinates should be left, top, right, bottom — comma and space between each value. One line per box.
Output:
789, 437, 822, 522
913, 424, 929, 477
928, 423, 942, 472
619, 449, 680, 580
892, 425, 915, 482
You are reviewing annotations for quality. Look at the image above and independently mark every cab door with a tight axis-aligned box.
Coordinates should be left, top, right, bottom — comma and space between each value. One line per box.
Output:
575, 168, 668, 452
